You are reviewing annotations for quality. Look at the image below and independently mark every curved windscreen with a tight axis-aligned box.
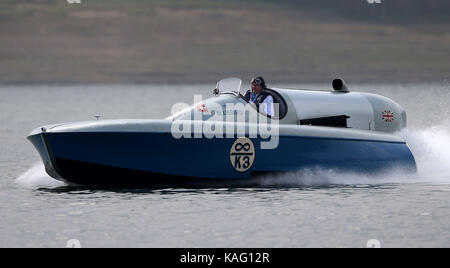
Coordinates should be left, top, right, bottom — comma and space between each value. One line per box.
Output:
216, 78, 242, 95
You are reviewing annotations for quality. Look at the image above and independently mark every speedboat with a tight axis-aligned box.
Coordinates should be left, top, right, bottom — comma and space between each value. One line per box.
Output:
28, 78, 416, 186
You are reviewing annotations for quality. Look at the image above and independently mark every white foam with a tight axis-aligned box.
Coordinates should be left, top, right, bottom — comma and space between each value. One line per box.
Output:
408, 122, 450, 183
16, 163, 65, 188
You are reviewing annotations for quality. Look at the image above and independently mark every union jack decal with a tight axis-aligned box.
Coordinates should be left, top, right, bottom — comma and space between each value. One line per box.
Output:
382, 110, 394, 122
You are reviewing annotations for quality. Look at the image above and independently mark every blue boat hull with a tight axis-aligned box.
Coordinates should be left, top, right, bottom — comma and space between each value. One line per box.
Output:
28, 131, 416, 186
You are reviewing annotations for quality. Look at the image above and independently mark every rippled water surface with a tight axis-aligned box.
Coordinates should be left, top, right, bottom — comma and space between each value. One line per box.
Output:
1, 83, 449, 247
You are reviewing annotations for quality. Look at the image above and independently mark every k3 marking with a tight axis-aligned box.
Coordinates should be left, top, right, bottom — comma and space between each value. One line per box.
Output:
230, 137, 255, 172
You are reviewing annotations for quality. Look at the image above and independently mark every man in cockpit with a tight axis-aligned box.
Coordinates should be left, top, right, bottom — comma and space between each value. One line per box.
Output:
244, 76, 274, 117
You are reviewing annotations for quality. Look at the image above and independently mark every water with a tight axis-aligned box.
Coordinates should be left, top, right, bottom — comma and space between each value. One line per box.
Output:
1, 83, 449, 248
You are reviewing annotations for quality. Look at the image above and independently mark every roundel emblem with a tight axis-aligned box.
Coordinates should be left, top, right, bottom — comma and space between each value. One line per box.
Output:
230, 137, 255, 172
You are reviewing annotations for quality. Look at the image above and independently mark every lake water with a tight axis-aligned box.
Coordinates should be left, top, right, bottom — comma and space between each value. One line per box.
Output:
0, 83, 449, 247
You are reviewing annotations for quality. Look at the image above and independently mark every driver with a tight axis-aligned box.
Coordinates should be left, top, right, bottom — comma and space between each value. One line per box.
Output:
244, 76, 274, 116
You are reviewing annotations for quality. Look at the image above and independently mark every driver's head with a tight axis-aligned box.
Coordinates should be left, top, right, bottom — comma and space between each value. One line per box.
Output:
251, 76, 266, 94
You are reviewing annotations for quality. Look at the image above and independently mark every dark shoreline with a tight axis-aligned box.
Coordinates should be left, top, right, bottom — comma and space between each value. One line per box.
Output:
1, 1, 449, 87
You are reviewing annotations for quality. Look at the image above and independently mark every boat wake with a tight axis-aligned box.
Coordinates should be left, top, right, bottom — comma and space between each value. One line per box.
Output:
16, 121, 450, 189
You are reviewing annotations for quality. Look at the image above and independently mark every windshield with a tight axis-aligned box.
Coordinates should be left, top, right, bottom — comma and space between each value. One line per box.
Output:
216, 78, 242, 96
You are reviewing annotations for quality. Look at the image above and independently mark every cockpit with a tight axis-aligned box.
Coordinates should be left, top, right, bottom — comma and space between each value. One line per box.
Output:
215, 77, 288, 119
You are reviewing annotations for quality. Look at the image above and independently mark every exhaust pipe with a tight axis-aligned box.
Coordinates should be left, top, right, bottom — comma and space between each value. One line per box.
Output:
332, 78, 349, 93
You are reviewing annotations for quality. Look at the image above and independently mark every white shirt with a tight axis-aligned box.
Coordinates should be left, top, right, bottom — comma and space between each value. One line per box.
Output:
250, 94, 274, 116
